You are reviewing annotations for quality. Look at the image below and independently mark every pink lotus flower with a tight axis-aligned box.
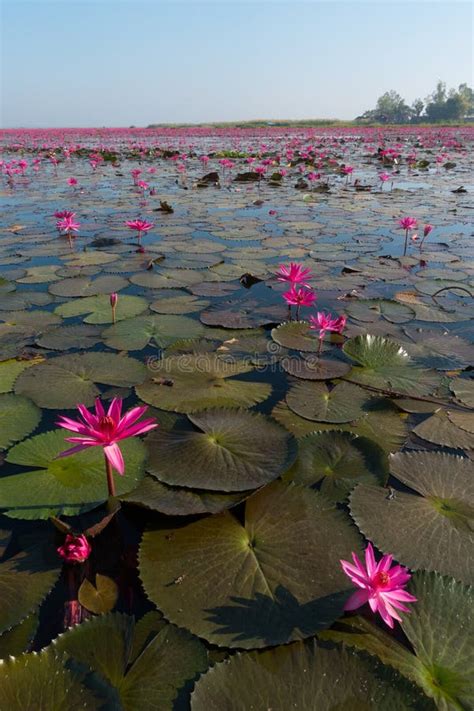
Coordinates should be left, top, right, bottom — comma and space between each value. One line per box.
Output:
423, 224, 433, 238
276, 262, 313, 287
282, 285, 316, 307
54, 210, 75, 220
57, 216, 80, 234
110, 292, 118, 308
68, 177, 78, 186
309, 311, 346, 340
340, 542, 417, 628
399, 217, 417, 231
125, 219, 154, 239
57, 533, 91, 564
57, 397, 157, 481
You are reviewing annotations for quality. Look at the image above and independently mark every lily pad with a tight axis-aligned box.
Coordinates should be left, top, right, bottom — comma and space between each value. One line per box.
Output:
0, 542, 60, 635
286, 381, 368, 422
350, 451, 474, 584
145, 409, 296, 491
52, 612, 208, 711
191, 640, 420, 710
271, 321, 320, 352
0, 393, 41, 450
102, 314, 204, 351
0, 613, 39, 658
55, 294, 148, 324
15, 352, 146, 408
413, 410, 474, 450
48, 275, 128, 297
78, 574, 118, 615
285, 430, 387, 502
139, 481, 362, 648
345, 299, 415, 324
450, 378, 474, 408
36, 324, 103, 351
1, 431, 146, 519
149, 294, 210, 314
282, 354, 351, 380
0, 357, 45, 394
136, 354, 271, 413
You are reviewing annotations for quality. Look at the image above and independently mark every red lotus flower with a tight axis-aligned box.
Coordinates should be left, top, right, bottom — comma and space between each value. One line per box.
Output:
309, 311, 346, 339
125, 219, 154, 238
282, 285, 316, 307
57, 534, 91, 564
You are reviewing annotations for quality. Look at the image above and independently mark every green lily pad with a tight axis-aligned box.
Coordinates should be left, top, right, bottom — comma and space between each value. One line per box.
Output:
0, 357, 45, 393
150, 294, 210, 314
0, 393, 41, 450
55, 294, 148, 324
450, 378, 474, 408
286, 381, 368, 422
136, 354, 271, 413
121, 476, 248, 516
48, 275, 128, 297
413, 410, 474, 450
0, 650, 99, 710
102, 314, 204, 351
52, 612, 208, 711
285, 430, 387, 502
350, 451, 474, 584
139, 481, 362, 648
1, 431, 146, 519
78, 574, 118, 615
404, 331, 474, 370
191, 641, 421, 710
0, 542, 60, 635
0, 613, 39, 658
343, 335, 440, 396
15, 352, 146, 408
345, 299, 415, 324
145, 409, 296, 491
271, 321, 320, 352
36, 324, 103, 351
282, 354, 351, 380
0, 291, 52, 311
321, 572, 474, 711
447, 410, 474, 434
16, 265, 61, 284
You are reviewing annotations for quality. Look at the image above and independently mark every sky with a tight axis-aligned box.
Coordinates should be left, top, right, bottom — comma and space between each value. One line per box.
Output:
1, 0, 472, 127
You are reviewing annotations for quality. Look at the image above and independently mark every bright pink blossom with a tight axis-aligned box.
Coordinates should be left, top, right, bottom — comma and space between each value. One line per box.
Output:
57, 534, 91, 564
54, 210, 75, 220
68, 177, 78, 186
56, 397, 158, 476
282, 286, 316, 307
125, 219, 154, 236
399, 217, 417, 231
309, 312, 346, 339
57, 217, 80, 233
276, 262, 313, 287
340, 542, 417, 628
423, 224, 433, 238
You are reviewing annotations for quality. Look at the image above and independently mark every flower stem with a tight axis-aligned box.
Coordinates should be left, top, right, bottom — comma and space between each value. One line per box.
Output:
104, 454, 116, 497
403, 229, 409, 256
112, 306, 116, 325
318, 336, 323, 356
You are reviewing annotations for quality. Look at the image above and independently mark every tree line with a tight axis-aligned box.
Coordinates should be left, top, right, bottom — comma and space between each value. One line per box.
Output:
357, 81, 474, 123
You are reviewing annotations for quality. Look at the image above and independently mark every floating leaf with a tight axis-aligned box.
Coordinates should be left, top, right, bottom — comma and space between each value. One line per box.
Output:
0, 357, 44, 394
146, 409, 296, 491
191, 641, 420, 710
150, 294, 210, 314
350, 451, 474, 584
285, 430, 387, 502
286, 381, 368, 422
136, 354, 271, 413
0, 543, 60, 635
271, 321, 320, 352
0, 613, 38, 658
52, 612, 208, 711
450, 378, 474, 408
413, 409, 474, 450
345, 299, 415, 324
55, 294, 148, 324
139, 481, 362, 648
282, 354, 351, 380
0, 393, 41, 450
48, 275, 128, 297
1, 431, 146, 519
102, 314, 204, 351
36, 324, 103, 351
0, 650, 99, 710
15, 352, 146, 408
78, 574, 118, 615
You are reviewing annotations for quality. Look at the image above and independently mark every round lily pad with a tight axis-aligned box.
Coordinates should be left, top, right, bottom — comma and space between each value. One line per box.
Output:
149, 294, 210, 314
285, 430, 387, 502
145, 409, 296, 491
52, 612, 208, 711
48, 275, 128, 297
271, 321, 320, 352
0, 393, 41, 450
191, 640, 418, 710
450, 378, 474, 408
14, 352, 146, 408
36, 324, 103, 351
139, 481, 362, 648
413, 410, 474, 450
136, 354, 271, 413
350, 451, 474, 584
282, 354, 351, 380
0, 357, 44, 394
102, 314, 204, 350
55, 294, 148, 324
286, 381, 368, 422
1, 430, 146, 519
345, 299, 415, 324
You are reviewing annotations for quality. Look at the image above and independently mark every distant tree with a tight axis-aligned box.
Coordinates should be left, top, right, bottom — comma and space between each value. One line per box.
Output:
425, 81, 473, 121
373, 91, 412, 123
411, 98, 424, 119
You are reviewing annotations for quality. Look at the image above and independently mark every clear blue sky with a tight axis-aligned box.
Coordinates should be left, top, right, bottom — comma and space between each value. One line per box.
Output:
1, 0, 472, 127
